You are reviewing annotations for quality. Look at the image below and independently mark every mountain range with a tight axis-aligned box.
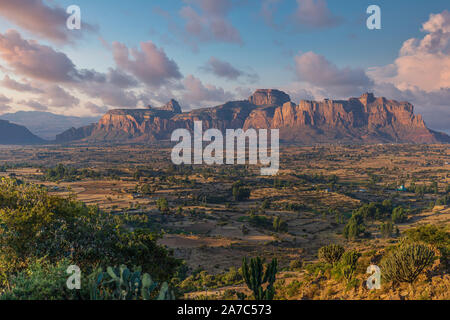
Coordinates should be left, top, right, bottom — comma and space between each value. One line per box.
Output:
0, 111, 100, 140
55, 89, 449, 145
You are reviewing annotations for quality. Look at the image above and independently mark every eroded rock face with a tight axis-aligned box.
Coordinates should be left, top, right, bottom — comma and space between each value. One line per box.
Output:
248, 89, 291, 106
56, 90, 449, 144
159, 99, 182, 114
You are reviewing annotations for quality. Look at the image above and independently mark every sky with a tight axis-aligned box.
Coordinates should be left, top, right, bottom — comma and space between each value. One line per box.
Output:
0, 0, 449, 133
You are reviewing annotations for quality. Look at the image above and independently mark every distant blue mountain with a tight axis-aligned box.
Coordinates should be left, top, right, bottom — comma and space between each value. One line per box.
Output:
0, 111, 100, 140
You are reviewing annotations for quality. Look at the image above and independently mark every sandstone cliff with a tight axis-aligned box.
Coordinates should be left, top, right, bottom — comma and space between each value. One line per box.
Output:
56, 90, 449, 144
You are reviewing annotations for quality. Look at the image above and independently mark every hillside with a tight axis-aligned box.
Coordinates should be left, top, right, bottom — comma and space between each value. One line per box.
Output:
0, 111, 100, 140
0, 119, 44, 145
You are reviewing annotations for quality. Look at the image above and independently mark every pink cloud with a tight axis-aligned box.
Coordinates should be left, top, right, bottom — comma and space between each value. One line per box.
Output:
112, 41, 182, 88
295, 51, 373, 97
292, 0, 342, 29
182, 74, 234, 107
0, 0, 96, 44
179, 0, 242, 47
0, 30, 78, 82
1, 75, 42, 93
367, 11, 450, 131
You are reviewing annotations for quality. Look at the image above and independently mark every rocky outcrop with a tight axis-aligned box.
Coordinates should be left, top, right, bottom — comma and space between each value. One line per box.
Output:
159, 99, 182, 114
55, 123, 96, 144
55, 91, 449, 145
0, 119, 45, 145
248, 89, 291, 106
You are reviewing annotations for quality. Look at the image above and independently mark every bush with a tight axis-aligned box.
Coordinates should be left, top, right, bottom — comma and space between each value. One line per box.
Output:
318, 244, 345, 265
273, 216, 288, 233
404, 225, 449, 272
157, 198, 169, 213
380, 221, 394, 238
404, 225, 449, 247
340, 251, 361, 270
1, 259, 80, 300
0, 178, 180, 287
331, 251, 361, 283
232, 182, 251, 201
380, 242, 435, 284
392, 207, 406, 223
289, 260, 303, 271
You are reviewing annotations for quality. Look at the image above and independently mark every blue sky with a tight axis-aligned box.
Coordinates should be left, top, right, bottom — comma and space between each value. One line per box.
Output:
0, 0, 448, 132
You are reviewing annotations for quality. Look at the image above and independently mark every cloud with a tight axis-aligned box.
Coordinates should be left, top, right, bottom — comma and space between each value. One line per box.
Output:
39, 85, 79, 108
1, 75, 42, 93
295, 51, 373, 97
0, 93, 11, 104
18, 99, 48, 111
84, 102, 110, 115
0, 105, 11, 114
179, 0, 242, 47
78, 81, 140, 108
393, 11, 450, 92
368, 10, 450, 131
0, 30, 79, 82
0, 0, 96, 44
292, 0, 342, 29
0, 30, 166, 109
106, 68, 139, 89
200, 57, 258, 82
112, 41, 182, 88
182, 74, 234, 107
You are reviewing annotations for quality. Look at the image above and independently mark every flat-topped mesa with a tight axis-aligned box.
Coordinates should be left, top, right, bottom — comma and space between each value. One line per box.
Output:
249, 89, 291, 106
55, 89, 449, 144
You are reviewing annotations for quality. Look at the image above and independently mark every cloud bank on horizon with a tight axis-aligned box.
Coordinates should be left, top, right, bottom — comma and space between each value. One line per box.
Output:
0, 0, 448, 133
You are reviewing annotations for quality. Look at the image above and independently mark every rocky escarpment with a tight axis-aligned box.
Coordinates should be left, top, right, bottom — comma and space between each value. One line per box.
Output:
56, 90, 449, 144
0, 119, 45, 145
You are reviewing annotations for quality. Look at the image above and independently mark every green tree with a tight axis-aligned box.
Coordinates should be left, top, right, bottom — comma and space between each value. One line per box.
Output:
392, 206, 406, 223
343, 213, 365, 239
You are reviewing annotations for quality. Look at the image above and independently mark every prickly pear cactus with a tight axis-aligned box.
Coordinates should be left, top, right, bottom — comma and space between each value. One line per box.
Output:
88, 265, 175, 300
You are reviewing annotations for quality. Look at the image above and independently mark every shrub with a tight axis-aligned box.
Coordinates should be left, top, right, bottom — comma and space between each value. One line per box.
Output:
232, 181, 251, 201
0, 259, 79, 300
340, 251, 361, 270
330, 250, 361, 283
318, 244, 345, 265
289, 260, 303, 271
404, 225, 449, 247
404, 225, 449, 272
156, 198, 169, 213
0, 178, 180, 287
273, 216, 288, 233
392, 207, 406, 223
380, 221, 394, 238
380, 242, 435, 284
